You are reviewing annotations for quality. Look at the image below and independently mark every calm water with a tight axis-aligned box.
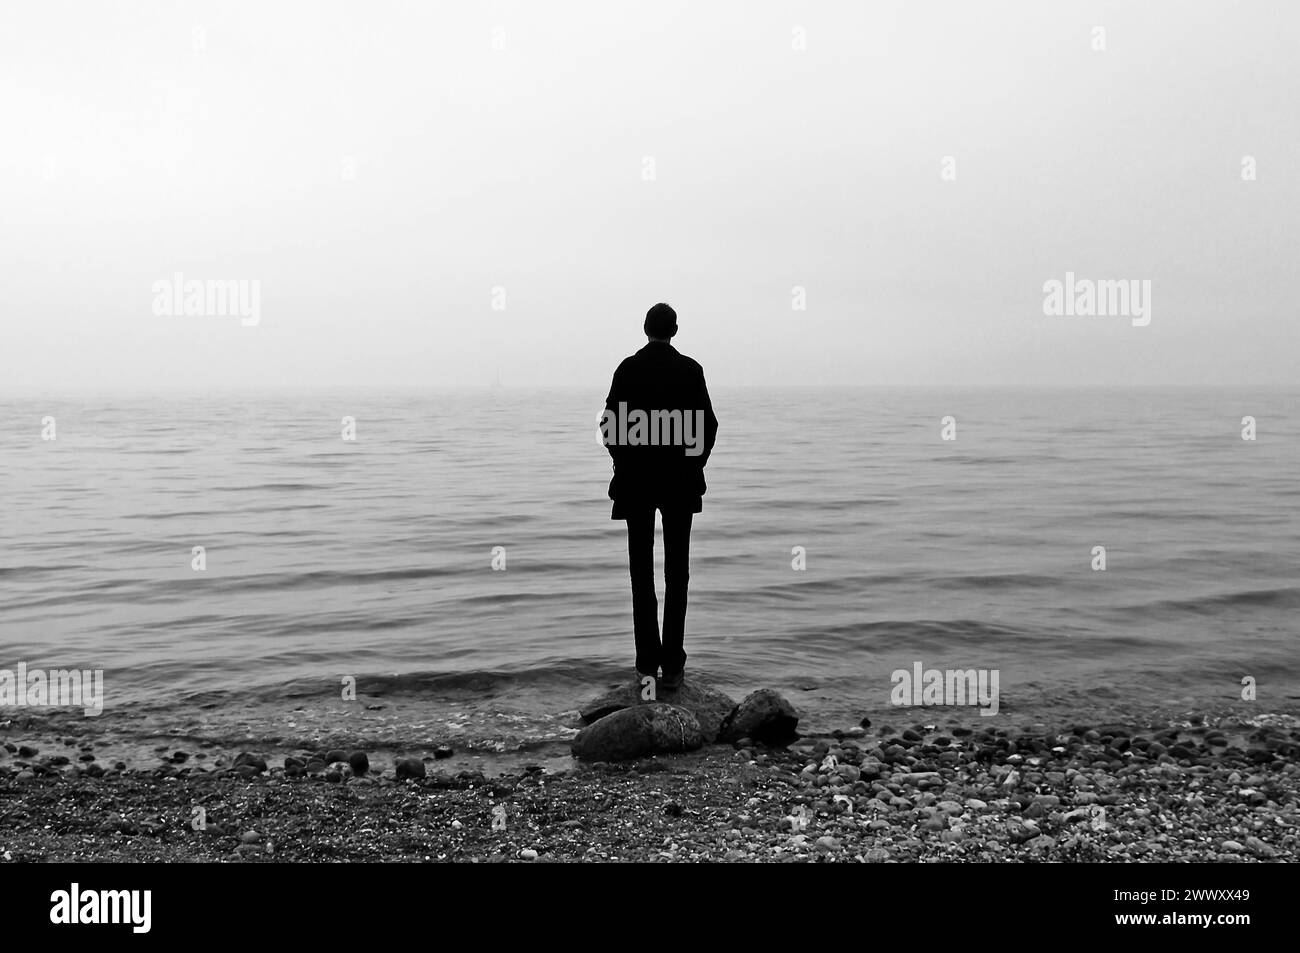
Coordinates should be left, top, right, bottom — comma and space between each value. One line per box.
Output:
1, 388, 1298, 753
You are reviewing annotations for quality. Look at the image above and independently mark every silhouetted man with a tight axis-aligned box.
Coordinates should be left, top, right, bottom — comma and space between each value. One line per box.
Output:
600, 303, 718, 689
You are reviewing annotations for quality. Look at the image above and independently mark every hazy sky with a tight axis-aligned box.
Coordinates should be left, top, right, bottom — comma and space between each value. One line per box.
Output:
2, 0, 1297, 391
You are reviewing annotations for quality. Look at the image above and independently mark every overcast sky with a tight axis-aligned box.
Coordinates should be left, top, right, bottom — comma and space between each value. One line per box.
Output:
2, 0, 1296, 392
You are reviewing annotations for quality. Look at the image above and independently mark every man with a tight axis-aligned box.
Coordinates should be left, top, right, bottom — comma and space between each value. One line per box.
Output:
600, 303, 719, 690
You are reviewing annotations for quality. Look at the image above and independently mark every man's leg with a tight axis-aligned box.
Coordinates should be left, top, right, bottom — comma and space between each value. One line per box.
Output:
660, 509, 693, 677
625, 509, 660, 676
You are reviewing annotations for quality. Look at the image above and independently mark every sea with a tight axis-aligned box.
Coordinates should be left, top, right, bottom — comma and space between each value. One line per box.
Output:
2, 387, 1297, 769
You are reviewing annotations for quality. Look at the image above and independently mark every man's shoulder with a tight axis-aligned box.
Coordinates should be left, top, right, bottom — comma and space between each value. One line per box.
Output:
672, 350, 706, 376
616, 344, 705, 375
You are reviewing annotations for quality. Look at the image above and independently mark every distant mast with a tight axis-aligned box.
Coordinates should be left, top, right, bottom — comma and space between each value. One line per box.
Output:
490, 367, 502, 390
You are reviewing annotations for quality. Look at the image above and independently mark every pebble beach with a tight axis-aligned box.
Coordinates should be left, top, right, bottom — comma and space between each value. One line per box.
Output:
2, 706, 1295, 863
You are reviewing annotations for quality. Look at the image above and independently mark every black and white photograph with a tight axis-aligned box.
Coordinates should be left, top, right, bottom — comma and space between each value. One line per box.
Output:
0, 0, 1295, 930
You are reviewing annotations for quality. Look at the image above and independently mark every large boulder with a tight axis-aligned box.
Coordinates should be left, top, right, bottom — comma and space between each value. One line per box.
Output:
718, 689, 800, 744
571, 704, 704, 761
579, 678, 738, 742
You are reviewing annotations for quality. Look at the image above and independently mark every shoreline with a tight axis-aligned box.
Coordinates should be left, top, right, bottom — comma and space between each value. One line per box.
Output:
2, 709, 1296, 862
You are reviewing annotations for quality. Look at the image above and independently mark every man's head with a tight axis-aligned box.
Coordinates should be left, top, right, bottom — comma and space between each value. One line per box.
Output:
644, 302, 677, 341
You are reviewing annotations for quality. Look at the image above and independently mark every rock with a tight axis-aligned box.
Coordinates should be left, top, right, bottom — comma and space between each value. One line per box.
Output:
859, 761, 884, 780
348, 751, 369, 776
518, 848, 539, 861
1008, 822, 1041, 844
433, 746, 454, 759
232, 752, 267, 774
901, 729, 923, 742
284, 756, 305, 770
324, 749, 347, 764
325, 769, 342, 783
395, 758, 426, 780
815, 836, 841, 851
18, 745, 38, 758
717, 689, 800, 744
15, 770, 35, 783
579, 678, 738, 742
1220, 840, 1244, 853
171, 751, 190, 763
572, 704, 704, 761
239, 831, 262, 844
1244, 836, 1275, 858
863, 848, 891, 863
900, 771, 941, 786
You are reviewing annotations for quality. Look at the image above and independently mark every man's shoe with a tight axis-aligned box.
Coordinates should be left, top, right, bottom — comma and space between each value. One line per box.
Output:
660, 669, 684, 690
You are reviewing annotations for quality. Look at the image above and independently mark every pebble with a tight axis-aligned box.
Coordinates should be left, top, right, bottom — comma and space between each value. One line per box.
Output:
348, 752, 369, 776
239, 831, 262, 844
1244, 836, 1275, 857
232, 752, 267, 774
1220, 840, 1244, 852
1008, 822, 1041, 844
18, 746, 38, 758
324, 749, 347, 764
434, 746, 454, 759
815, 836, 841, 851
519, 848, 538, 861
395, 758, 426, 780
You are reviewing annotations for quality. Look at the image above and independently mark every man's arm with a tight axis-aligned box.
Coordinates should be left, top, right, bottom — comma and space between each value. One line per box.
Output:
697, 367, 718, 467
602, 366, 625, 464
